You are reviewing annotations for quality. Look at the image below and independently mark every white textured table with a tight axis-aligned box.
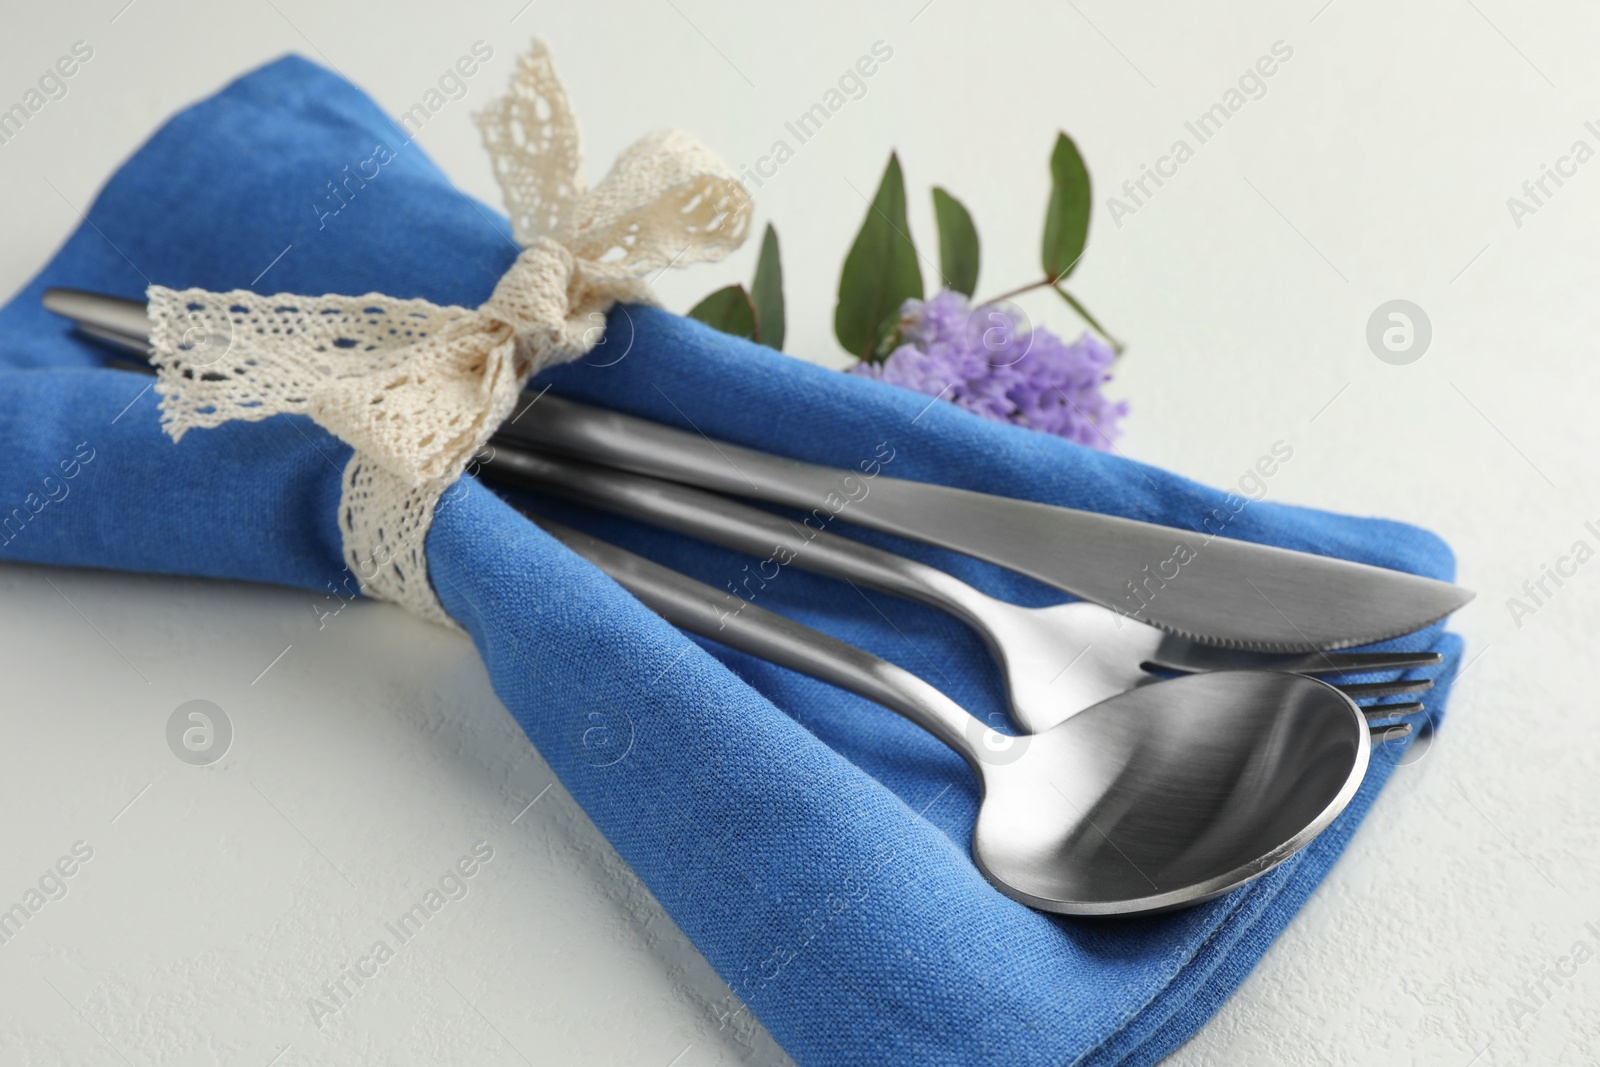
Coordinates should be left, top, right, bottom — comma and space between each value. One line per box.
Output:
3, 1, 1597, 1063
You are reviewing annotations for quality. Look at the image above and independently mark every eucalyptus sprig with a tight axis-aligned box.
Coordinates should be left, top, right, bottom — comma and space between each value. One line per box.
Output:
838, 133, 1122, 362
685, 133, 1121, 361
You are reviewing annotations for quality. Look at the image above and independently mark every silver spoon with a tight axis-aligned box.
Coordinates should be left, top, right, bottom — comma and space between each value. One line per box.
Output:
484, 447, 1435, 732
530, 515, 1373, 916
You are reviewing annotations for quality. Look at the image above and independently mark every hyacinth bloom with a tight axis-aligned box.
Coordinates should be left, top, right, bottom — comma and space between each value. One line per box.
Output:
849, 289, 1127, 449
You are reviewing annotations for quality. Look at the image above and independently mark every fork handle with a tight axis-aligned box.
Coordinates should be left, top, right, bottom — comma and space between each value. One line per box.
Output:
482, 443, 1005, 630
528, 514, 984, 768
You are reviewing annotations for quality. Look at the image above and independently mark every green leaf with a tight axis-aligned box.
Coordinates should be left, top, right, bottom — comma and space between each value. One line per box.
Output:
1052, 284, 1124, 355
688, 284, 758, 342
1041, 132, 1092, 282
750, 223, 785, 350
931, 187, 980, 296
835, 152, 924, 361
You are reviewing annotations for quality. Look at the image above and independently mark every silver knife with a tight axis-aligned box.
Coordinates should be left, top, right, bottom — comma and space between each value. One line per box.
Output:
42, 287, 1473, 652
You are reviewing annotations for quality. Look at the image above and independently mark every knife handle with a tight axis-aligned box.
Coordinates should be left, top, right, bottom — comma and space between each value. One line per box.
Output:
502, 394, 867, 517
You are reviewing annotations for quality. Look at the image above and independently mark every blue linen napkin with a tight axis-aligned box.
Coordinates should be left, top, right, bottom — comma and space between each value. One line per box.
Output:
0, 54, 1462, 1066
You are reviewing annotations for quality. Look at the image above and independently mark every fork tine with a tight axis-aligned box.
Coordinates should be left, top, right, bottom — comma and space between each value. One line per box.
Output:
1335, 679, 1433, 700
1283, 650, 1443, 675
1142, 647, 1444, 677
1361, 701, 1424, 723
1369, 721, 1414, 739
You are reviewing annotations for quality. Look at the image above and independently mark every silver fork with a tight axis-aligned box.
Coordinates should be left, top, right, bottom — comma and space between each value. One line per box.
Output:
483, 447, 1435, 732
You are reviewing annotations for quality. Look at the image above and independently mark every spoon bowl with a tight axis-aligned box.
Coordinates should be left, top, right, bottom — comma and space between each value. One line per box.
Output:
972, 671, 1366, 913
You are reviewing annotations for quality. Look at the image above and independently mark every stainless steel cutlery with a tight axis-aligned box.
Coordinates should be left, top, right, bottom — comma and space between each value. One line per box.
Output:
43, 285, 1462, 914
42, 286, 1473, 654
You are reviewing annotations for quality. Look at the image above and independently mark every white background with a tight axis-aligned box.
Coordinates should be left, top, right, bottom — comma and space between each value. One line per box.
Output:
2, 0, 1598, 1063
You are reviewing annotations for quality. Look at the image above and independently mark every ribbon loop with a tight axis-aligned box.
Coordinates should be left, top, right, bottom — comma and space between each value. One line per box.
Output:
473, 41, 586, 247
558, 129, 753, 278
146, 40, 751, 627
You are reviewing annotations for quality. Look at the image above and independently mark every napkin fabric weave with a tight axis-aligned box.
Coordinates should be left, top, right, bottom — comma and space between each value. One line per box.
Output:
0, 55, 1462, 1066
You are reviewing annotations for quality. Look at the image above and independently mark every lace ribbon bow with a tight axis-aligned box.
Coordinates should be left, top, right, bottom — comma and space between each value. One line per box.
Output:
145, 41, 752, 627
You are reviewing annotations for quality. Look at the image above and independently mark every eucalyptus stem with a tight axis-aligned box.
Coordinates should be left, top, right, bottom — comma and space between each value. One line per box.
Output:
975, 276, 1125, 356
1053, 285, 1125, 356
978, 276, 1054, 306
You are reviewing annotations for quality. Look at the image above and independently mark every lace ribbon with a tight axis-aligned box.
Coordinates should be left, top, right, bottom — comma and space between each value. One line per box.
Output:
146, 41, 752, 627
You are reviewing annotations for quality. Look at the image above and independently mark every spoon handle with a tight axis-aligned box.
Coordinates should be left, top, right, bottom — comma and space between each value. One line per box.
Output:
529, 514, 983, 767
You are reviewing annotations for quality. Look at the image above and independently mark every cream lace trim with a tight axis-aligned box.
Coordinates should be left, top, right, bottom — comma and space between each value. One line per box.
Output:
146, 40, 752, 628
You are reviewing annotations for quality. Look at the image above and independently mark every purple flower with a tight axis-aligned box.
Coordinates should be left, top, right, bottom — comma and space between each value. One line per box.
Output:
849, 289, 1127, 449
